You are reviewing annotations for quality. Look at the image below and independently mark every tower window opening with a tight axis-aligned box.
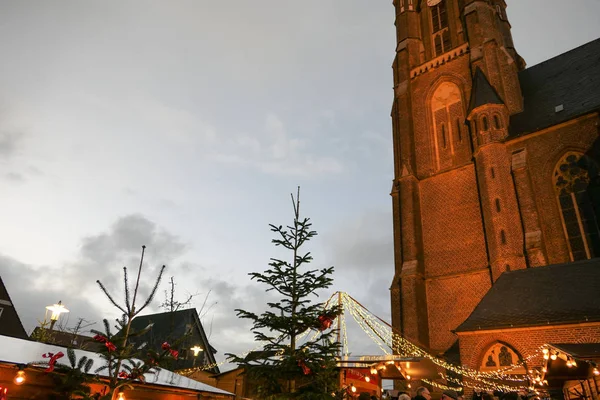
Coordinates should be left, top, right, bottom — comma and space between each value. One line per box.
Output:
495, 198, 501, 212
482, 116, 489, 131
441, 124, 447, 148
500, 230, 506, 244
431, 1, 450, 56
491, 167, 495, 178
456, 119, 462, 142
494, 115, 501, 129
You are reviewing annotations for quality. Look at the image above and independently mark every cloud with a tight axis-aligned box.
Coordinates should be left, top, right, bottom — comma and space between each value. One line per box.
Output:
0, 214, 190, 336
208, 113, 344, 177
323, 209, 394, 272
0, 131, 21, 159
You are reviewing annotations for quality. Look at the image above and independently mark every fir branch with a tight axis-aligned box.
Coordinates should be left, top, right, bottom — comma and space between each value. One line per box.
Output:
123, 266, 132, 314
96, 280, 127, 314
136, 264, 166, 314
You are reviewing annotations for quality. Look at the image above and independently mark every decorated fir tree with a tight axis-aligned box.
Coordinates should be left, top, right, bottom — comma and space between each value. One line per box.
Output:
33, 246, 181, 400
227, 188, 341, 399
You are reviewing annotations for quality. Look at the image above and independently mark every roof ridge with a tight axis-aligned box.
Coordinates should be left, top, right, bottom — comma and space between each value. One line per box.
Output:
523, 37, 600, 70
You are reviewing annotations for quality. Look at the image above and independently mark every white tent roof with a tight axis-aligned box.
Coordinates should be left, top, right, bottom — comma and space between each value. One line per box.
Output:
0, 335, 233, 396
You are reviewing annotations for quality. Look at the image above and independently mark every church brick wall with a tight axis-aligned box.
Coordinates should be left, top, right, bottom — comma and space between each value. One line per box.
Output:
420, 164, 487, 277
427, 270, 491, 352
457, 323, 600, 371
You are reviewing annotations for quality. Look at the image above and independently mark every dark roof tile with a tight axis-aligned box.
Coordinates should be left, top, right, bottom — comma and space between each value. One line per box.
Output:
468, 67, 505, 114
456, 258, 600, 332
509, 38, 600, 137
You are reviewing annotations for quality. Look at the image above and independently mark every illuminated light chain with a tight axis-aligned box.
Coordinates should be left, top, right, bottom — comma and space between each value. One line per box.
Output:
439, 371, 527, 393
421, 378, 463, 392
342, 295, 390, 355
341, 293, 533, 386
341, 305, 350, 357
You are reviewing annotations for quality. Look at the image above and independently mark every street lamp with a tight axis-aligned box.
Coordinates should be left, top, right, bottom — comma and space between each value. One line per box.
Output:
45, 301, 69, 330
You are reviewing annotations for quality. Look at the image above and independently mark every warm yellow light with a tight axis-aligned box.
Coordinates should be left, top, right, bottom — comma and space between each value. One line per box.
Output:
117, 392, 125, 400
14, 370, 25, 385
543, 354, 549, 360
550, 353, 557, 360
370, 368, 377, 375
407, 384, 412, 389
386, 360, 394, 365
351, 385, 357, 393
46, 301, 69, 321
566, 359, 573, 368
406, 375, 411, 380
365, 376, 370, 383
593, 368, 599, 376
542, 367, 547, 373
542, 348, 549, 354
572, 359, 577, 367
190, 345, 203, 356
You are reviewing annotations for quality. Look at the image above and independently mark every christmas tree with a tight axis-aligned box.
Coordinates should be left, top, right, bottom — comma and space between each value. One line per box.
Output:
227, 188, 341, 399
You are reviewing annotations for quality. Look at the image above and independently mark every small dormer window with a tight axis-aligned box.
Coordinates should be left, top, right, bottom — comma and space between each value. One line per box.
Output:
494, 115, 501, 129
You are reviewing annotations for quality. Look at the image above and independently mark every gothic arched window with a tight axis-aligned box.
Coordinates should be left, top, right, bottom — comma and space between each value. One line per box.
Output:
431, 82, 466, 171
479, 342, 525, 374
493, 114, 502, 129
554, 152, 600, 261
431, 0, 451, 56
482, 116, 489, 131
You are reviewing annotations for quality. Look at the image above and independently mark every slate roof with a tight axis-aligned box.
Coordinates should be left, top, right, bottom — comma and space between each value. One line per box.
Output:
128, 309, 219, 373
467, 67, 505, 114
509, 38, 600, 137
455, 258, 600, 332
0, 276, 28, 339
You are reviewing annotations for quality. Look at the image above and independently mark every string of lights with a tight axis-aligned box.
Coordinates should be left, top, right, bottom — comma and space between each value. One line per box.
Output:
340, 293, 535, 386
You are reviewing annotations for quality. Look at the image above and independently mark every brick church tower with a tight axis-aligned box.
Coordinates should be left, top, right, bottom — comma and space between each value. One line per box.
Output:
390, 0, 531, 354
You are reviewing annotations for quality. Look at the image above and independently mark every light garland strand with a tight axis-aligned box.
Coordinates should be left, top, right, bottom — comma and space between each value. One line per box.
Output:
341, 293, 538, 389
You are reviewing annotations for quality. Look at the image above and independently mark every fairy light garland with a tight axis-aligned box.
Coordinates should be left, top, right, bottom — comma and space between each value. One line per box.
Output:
179, 290, 547, 393
421, 379, 463, 392
340, 293, 538, 388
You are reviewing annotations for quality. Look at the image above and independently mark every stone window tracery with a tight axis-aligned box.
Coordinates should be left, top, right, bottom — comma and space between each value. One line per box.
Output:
430, 81, 467, 171
479, 342, 525, 374
431, 0, 451, 56
554, 152, 600, 261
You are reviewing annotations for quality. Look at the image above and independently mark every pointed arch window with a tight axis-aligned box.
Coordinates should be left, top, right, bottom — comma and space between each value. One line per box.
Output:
431, 0, 451, 56
494, 115, 501, 129
480, 343, 525, 374
554, 152, 600, 261
482, 116, 489, 131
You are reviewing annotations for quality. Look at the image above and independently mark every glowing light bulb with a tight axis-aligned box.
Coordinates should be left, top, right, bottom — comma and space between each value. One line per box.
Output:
370, 368, 377, 375
117, 392, 126, 400
408, 384, 412, 389
542, 367, 547, 373
351, 385, 357, 393
406, 375, 411, 380
593, 368, 599, 376
550, 353, 557, 360
14, 370, 25, 385
566, 359, 573, 368
543, 353, 549, 360
542, 348, 549, 354
365, 376, 371, 383
572, 359, 577, 367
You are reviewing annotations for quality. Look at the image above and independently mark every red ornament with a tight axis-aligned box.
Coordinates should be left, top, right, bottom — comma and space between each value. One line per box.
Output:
161, 342, 178, 359
42, 351, 65, 372
297, 360, 311, 375
93, 334, 116, 352
318, 314, 334, 331
118, 371, 129, 379
0, 387, 7, 400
